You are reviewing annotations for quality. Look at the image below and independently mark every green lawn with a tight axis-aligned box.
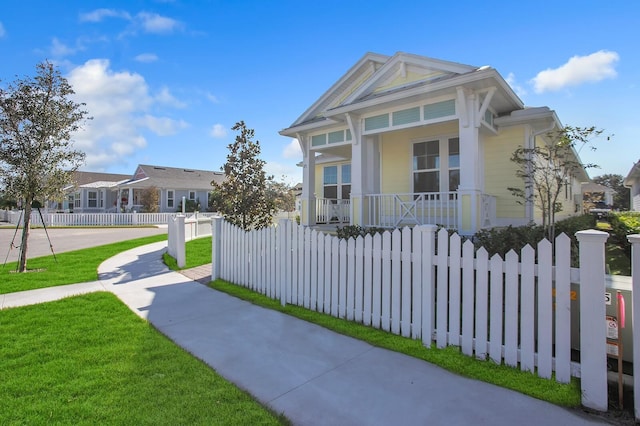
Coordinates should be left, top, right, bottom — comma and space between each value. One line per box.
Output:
0, 292, 285, 425
0, 234, 167, 294
163, 235, 212, 270
163, 237, 581, 407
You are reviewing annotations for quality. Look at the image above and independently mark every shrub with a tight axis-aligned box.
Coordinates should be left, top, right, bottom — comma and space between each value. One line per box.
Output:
608, 212, 640, 256
336, 225, 386, 240
473, 215, 597, 265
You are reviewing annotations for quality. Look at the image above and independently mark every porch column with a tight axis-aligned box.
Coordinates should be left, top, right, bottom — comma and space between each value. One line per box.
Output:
348, 113, 364, 226
456, 87, 482, 235
126, 188, 133, 212
116, 189, 121, 213
298, 134, 316, 226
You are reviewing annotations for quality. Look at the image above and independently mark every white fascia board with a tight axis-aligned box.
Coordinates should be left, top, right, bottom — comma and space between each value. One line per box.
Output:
325, 68, 521, 118
288, 52, 390, 128
279, 118, 335, 137
342, 52, 478, 106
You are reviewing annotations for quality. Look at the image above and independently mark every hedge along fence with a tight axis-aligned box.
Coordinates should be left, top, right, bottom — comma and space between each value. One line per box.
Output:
211, 218, 640, 414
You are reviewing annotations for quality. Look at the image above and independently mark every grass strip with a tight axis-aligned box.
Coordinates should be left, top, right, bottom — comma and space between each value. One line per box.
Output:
163, 236, 212, 270
0, 292, 286, 425
0, 234, 167, 294
209, 279, 581, 408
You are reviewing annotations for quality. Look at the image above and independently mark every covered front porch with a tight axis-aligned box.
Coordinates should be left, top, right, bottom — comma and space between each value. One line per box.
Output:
313, 191, 496, 231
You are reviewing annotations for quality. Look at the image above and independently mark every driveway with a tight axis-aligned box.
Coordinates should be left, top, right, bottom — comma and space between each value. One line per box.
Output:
0, 226, 167, 264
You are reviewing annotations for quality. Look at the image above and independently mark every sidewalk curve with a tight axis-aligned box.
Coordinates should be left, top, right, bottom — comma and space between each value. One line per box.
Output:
4, 242, 605, 425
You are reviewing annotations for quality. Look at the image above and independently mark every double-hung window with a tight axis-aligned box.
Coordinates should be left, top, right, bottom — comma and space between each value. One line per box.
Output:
88, 191, 98, 208
323, 164, 351, 201
167, 190, 175, 208
413, 136, 460, 194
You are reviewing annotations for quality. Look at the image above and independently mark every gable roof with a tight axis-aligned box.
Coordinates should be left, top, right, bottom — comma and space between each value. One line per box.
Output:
72, 171, 131, 186
118, 164, 225, 189
581, 182, 614, 193
624, 159, 640, 187
281, 51, 524, 136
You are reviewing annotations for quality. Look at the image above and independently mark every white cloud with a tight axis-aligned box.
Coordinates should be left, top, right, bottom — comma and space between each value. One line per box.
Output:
0, 22, 5, 38
79, 8, 131, 23
505, 72, 527, 97
531, 50, 619, 93
206, 92, 220, 103
137, 12, 182, 34
138, 115, 188, 136
50, 37, 82, 57
134, 53, 158, 63
155, 86, 186, 108
210, 124, 227, 138
282, 139, 302, 159
67, 59, 186, 170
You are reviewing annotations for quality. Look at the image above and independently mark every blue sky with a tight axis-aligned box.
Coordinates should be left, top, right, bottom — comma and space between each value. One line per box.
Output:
0, 1, 637, 184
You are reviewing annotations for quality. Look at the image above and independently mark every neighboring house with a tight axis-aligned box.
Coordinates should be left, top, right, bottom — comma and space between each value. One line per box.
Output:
624, 159, 640, 211
280, 52, 589, 235
52, 171, 131, 212
55, 165, 224, 213
581, 182, 614, 213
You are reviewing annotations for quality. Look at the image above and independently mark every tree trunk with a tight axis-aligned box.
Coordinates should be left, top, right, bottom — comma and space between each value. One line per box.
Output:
18, 202, 32, 272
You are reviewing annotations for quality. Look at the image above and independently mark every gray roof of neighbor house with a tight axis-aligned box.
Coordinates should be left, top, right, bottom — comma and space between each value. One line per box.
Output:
581, 182, 614, 193
117, 164, 225, 190
71, 171, 131, 187
624, 159, 640, 187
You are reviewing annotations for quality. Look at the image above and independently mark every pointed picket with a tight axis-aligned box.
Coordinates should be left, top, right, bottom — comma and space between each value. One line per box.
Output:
520, 244, 536, 373
391, 228, 402, 335
537, 238, 553, 379
475, 247, 489, 359
554, 233, 572, 383
355, 236, 365, 323
372, 233, 382, 329
504, 250, 519, 367
461, 240, 475, 356
381, 231, 392, 332
363, 234, 374, 326
448, 233, 462, 346
489, 253, 504, 364
436, 228, 450, 348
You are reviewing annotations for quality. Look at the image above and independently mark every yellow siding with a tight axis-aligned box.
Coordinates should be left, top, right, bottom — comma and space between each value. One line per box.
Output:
484, 126, 527, 219
380, 122, 458, 194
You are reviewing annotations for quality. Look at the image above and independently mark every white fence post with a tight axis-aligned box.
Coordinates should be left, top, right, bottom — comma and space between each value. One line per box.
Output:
211, 217, 222, 281
628, 234, 640, 420
575, 229, 609, 412
417, 224, 437, 346
174, 215, 186, 268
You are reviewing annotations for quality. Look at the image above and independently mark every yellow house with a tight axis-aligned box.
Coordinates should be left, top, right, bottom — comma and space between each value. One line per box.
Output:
280, 52, 588, 235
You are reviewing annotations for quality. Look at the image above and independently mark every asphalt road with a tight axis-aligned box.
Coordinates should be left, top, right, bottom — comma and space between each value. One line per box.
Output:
0, 226, 167, 264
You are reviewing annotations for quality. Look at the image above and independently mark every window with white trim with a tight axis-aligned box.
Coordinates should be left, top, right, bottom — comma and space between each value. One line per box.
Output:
188, 191, 196, 200
413, 137, 460, 194
167, 190, 175, 208
323, 164, 351, 200
74, 192, 81, 208
88, 191, 98, 208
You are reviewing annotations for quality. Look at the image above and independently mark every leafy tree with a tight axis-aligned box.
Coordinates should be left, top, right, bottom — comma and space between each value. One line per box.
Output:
176, 198, 201, 213
140, 186, 160, 213
508, 125, 605, 240
212, 121, 274, 230
266, 177, 296, 212
0, 61, 89, 272
592, 174, 630, 210
0, 188, 17, 209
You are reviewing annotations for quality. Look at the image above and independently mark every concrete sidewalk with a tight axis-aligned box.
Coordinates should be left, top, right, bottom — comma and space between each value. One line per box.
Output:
4, 242, 605, 425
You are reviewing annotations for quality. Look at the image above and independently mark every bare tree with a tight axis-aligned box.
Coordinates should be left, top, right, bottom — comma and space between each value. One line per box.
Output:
508, 126, 606, 240
140, 186, 160, 213
0, 61, 89, 272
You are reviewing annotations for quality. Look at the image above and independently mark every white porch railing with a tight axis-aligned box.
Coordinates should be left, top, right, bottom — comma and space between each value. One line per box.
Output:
364, 192, 459, 228
315, 198, 350, 224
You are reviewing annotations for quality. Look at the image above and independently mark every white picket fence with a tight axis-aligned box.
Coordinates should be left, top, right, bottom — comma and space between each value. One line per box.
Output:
167, 214, 214, 268
3, 210, 218, 226
211, 217, 640, 415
